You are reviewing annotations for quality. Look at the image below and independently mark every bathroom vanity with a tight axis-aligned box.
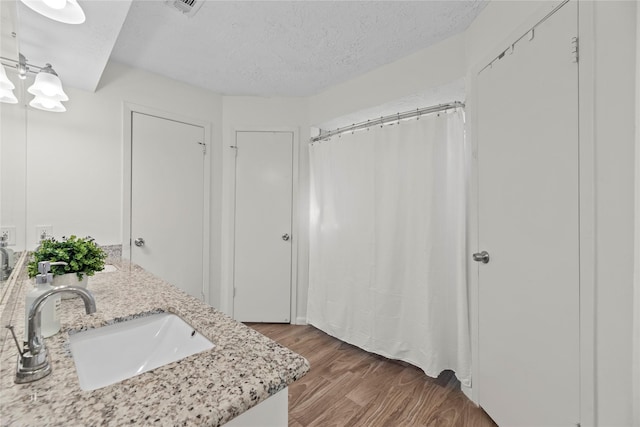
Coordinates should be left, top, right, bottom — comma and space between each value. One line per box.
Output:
0, 255, 309, 426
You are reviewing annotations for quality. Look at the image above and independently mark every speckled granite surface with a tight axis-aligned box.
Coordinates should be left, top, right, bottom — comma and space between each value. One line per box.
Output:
0, 261, 309, 426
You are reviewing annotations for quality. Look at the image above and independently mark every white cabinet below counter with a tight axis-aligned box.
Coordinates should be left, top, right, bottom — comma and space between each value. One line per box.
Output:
226, 388, 288, 426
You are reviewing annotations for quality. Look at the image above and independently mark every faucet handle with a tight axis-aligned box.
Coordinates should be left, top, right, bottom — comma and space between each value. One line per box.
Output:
35, 261, 68, 284
5, 325, 24, 360
37, 261, 68, 275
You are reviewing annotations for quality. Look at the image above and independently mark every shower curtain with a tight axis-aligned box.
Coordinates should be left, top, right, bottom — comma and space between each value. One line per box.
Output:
307, 109, 470, 386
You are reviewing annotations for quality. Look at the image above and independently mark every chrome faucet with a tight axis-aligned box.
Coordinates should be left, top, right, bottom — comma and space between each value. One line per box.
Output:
7, 261, 97, 384
0, 232, 12, 280
0, 246, 10, 281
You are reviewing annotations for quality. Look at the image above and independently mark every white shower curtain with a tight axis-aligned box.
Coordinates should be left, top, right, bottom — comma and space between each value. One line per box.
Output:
307, 109, 470, 386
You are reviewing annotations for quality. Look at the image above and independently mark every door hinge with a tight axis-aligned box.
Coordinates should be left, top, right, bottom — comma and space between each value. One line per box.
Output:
571, 36, 579, 63
233, 287, 236, 297
197, 141, 206, 155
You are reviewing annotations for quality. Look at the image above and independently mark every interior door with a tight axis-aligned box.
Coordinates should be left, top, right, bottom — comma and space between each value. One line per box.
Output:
233, 131, 293, 322
131, 112, 206, 301
476, 2, 579, 426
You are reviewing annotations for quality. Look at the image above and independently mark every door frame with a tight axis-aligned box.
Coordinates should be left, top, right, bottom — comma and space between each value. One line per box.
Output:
634, 3, 640, 424
122, 102, 212, 304
221, 126, 300, 323
466, 1, 596, 424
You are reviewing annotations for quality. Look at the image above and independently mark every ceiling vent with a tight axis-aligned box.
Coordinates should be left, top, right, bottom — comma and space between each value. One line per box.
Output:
164, 0, 203, 18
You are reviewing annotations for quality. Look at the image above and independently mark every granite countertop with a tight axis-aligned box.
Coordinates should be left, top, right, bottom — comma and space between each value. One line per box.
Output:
0, 259, 309, 426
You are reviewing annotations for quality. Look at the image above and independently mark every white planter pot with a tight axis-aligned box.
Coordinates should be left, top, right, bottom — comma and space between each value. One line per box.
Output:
52, 273, 89, 300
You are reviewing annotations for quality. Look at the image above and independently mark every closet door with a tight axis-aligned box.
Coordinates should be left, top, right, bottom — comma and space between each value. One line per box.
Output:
130, 112, 207, 301
476, 2, 579, 426
232, 131, 293, 322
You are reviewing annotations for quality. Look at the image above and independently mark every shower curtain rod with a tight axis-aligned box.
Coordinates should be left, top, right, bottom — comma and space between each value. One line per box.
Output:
310, 101, 464, 143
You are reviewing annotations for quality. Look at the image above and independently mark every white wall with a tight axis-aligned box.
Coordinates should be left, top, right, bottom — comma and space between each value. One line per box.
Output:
220, 96, 310, 322
634, 3, 640, 424
308, 32, 466, 127
590, 2, 636, 425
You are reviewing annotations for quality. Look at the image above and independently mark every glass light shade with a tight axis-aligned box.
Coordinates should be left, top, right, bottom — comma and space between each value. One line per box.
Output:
29, 96, 66, 112
0, 64, 15, 91
43, 0, 66, 9
0, 87, 18, 104
20, 0, 85, 24
27, 70, 69, 101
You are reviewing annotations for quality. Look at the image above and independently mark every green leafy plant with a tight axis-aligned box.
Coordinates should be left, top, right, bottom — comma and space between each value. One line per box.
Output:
27, 235, 107, 280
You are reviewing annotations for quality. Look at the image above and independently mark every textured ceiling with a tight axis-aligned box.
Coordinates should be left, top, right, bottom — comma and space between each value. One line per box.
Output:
15, 0, 487, 97
111, 0, 487, 97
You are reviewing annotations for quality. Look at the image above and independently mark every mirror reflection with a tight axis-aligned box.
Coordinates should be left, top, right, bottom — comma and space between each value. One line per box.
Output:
1, 0, 26, 285
0, 0, 125, 286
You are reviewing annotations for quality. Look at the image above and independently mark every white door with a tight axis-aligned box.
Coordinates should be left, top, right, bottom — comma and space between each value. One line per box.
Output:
233, 131, 293, 322
131, 112, 206, 301
477, 2, 579, 426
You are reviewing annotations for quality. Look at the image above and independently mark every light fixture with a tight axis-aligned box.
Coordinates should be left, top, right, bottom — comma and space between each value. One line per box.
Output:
0, 55, 70, 112
17, 54, 28, 80
29, 96, 66, 112
27, 64, 68, 101
19, 0, 85, 24
0, 63, 15, 89
0, 64, 18, 103
0, 88, 18, 104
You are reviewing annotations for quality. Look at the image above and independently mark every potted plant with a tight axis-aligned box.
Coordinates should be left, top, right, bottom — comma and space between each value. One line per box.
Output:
28, 235, 107, 297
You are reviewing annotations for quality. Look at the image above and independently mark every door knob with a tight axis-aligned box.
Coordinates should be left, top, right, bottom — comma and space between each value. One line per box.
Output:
473, 251, 490, 264
282, 234, 290, 241
134, 237, 145, 247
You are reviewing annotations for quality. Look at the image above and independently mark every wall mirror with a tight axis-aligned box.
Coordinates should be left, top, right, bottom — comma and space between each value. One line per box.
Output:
0, 0, 27, 287
0, 0, 126, 290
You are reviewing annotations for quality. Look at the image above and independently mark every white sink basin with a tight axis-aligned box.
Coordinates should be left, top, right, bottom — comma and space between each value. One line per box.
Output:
69, 312, 214, 391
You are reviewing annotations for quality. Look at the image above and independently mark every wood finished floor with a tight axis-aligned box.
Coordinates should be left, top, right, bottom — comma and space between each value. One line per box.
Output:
246, 323, 497, 427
